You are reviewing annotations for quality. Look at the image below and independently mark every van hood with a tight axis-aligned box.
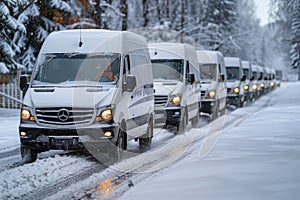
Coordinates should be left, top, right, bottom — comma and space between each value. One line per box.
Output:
201, 81, 218, 92
226, 81, 240, 89
154, 80, 183, 96
23, 87, 115, 108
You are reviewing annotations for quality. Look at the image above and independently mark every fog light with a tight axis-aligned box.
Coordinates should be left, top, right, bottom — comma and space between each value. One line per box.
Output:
95, 116, 102, 122
104, 131, 112, 137
20, 131, 27, 136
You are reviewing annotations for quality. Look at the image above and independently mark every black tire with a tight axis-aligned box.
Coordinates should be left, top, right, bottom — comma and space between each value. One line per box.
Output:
109, 128, 127, 162
211, 102, 219, 121
176, 108, 187, 134
191, 113, 200, 128
21, 145, 38, 163
139, 116, 153, 152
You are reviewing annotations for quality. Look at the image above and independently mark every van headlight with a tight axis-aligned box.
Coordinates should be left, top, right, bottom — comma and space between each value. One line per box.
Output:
252, 84, 258, 90
244, 85, 249, 91
206, 91, 216, 98
21, 107, 35, 122
168, 96, 181, 106
271, 81, 275, 87
260, 83, 265, 88
233, 87, 240, 94
96, 106, 113, 122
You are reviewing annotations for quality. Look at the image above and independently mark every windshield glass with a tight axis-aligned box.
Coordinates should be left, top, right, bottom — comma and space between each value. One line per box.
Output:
32, 53, 121, 86
243, 69, 250, 80
151, 59, 184, 81
226, 67, 240, 81
199, 64, 217, 81
253, 71, 257, 80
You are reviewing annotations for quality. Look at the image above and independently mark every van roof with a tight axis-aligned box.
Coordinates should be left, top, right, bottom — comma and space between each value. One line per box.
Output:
196, 50, 223, 64
40, 29, 148, 54
242, 61, 251, 69
224, 57, 241, 67
148, 43, 198, 68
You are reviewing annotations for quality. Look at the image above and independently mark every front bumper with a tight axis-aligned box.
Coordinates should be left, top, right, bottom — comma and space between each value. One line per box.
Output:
200, 99, 216, 114
154, 106, 182, 127
19, 123, 119, 152
227, 94, 241, 106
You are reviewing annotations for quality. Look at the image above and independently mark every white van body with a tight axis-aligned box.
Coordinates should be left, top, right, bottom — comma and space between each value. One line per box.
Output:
19, 29, 154, 163
148, 43, 201, 131
197, 50, 227, 119
251, 64, 260, 99
264, 67, 271, 93
224, 57, 245, 107
242, 61, 253, 102
257, 65, 266, 95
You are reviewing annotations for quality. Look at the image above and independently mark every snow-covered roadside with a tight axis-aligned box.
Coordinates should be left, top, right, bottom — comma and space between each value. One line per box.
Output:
0, 109, 20, 151
120, 82, 300, 200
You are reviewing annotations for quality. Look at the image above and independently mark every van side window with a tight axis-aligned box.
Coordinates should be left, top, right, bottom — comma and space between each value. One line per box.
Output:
123, 55, 131, 75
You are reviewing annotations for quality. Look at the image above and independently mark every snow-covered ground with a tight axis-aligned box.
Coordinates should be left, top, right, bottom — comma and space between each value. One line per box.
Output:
1, 82, 299, 199
120, 82, 300, 200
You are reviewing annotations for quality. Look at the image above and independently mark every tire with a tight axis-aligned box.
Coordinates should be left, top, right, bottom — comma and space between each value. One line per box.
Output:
21, 144, 38, 163
176, 108, 187, 134
109, 127, 127, 162
139, 116, 153, 152
211, 102, 219, 121
191, 113, 200, 128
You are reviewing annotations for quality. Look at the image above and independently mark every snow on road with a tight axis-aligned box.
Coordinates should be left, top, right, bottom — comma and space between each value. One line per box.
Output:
120, 82, 300, 200
1, 83, 299, 200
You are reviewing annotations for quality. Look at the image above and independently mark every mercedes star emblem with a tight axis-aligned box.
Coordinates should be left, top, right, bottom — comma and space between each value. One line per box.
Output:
58, 108, 69, 122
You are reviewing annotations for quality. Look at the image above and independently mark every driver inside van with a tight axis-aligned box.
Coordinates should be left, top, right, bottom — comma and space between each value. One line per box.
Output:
94, 59, 115, 82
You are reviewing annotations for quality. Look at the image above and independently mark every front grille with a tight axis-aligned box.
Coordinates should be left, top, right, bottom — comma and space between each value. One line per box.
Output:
201, 91, 206, 98
154, 95, 168, 106
35, 108, 94, 125
227, 88, 232, 94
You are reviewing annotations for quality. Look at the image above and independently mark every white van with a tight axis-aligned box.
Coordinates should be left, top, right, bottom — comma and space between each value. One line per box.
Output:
251, 64, 260, 99
19, 29, 154, 163
242, 61, 254, 102
224, 57, 245, 107
148, 43, 201, 132
257, 65, 266, 95
197, 50, 227, 120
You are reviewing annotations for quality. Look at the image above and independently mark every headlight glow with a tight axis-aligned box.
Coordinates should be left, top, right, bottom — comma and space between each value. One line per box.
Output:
21, 109, 31, 120
252, 84, 258, 90
101, 109, 112, 121
171, 96, 181, 105
244, 85, 249, 91
208, 91, 216, 98
260, 83, 265, 88
233, 87, 240, 94
271, 81, 275, 87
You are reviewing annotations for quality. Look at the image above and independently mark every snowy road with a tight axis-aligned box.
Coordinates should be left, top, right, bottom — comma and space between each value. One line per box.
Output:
1, 83, 298, 199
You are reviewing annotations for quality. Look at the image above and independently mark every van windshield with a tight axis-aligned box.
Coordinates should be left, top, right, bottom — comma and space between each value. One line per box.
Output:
32, 53, 121, 87
226, 67, 240, 81
151, 59, 184, 81
253, 71, 257, 80
199, 64, 217, 81
243, 69, 250, 80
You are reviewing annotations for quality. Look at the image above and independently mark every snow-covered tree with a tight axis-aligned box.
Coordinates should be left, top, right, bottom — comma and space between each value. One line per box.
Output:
270, 0, 300, 79
0, 1, 26, 73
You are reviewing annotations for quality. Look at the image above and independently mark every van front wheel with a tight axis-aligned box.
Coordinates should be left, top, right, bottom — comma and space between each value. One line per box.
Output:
139, 116, 153, 152
21, 145, 38, 163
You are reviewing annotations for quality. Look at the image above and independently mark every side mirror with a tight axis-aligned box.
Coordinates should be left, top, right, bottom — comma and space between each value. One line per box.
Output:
20, 75, 29, 92
219, 74, 225, 82
241, 75, 246, 82
123, 74, 136, 92
250, 76, 255, 81
187, 73, 195, 84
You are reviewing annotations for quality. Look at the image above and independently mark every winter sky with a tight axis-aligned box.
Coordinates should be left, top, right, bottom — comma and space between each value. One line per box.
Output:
254, 0, 271, 26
